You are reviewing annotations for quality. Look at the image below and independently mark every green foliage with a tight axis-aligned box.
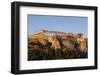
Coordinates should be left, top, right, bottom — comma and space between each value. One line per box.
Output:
28, 46, 87, 61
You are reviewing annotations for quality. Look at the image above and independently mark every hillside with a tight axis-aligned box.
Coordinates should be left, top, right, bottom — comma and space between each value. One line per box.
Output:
28, 29, 88, 60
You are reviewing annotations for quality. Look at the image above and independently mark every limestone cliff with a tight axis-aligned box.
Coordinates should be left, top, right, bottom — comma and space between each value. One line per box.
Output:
28, 29, 87, 52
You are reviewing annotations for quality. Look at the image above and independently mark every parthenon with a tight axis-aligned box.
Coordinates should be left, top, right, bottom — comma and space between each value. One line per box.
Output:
32, 29, 75, 36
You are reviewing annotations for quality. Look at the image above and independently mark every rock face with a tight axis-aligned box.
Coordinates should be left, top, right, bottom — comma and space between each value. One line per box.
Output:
28, 29, 88, 52
48, 34, 62, 49
61, 33, 77, 50
75, 33, 87, 52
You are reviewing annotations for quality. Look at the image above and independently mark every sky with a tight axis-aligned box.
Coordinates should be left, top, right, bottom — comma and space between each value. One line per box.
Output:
28, 15, 88, 37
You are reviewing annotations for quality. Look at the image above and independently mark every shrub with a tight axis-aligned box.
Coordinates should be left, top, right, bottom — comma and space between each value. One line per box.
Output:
28, 44, 87, 60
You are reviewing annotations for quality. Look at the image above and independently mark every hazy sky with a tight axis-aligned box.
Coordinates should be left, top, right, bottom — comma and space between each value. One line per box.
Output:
28, 15, 88, 37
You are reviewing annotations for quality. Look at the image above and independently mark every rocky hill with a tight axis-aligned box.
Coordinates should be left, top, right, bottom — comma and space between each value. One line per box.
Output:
28, 29, 88, 60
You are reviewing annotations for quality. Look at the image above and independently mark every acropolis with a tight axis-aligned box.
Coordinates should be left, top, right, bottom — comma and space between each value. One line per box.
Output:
28, 29, 87, 52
